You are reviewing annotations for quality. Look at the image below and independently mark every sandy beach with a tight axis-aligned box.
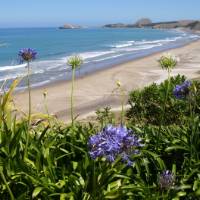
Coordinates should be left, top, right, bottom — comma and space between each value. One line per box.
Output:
14, 40, 200, 121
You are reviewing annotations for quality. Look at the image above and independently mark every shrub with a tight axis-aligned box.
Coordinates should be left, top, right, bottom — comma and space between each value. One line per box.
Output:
127, 75, 200, 125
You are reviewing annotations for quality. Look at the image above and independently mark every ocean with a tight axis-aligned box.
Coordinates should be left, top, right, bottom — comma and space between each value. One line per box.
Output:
0, 27, 199, 90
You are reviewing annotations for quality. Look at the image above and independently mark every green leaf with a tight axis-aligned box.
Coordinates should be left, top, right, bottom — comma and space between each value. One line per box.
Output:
24, 157, 36, 169
60, 193, 67, 200
105, 194, 120, 199
172, 198, 179, 200
142, 150, 165, 169
2, 79, 19, 108
56, 180, 66, 189
193, 180, 199, 191
165, 146, 189, 152
196, 189, 200, 196
32, 187, 43, 199
177, 185, 192, 190
172, 164, 176, 175
72, 162, 78, 170
108, 180, 121, 190
176, 191, 186, 197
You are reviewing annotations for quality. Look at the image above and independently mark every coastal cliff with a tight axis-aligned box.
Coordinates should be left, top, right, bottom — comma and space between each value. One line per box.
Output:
103, 19, 200, 31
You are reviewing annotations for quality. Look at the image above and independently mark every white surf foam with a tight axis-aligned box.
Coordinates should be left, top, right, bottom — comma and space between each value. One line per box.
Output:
0, 73, 25, 82
93, 54, 124, 62
0, 63, 27, 71
134, 38, 179, 45
79, 51, 115, 60
0, 43, 8, 48
109, 41, 135, 48
33, 59, 66, 71
113, 43, 162, 52
188, 35, 200, 39
109, 36, 183, 51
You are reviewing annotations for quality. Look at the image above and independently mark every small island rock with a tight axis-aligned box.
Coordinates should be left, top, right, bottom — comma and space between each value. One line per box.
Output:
59, 24, 82, 29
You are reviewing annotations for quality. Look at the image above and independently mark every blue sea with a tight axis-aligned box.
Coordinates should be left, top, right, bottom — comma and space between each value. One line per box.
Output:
0, 28, 199, 89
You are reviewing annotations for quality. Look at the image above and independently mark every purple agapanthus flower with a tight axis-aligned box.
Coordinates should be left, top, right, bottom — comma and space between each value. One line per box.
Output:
173, 80, 191, 99
18, 48, 37, 62
158, 170, 175, 189
88, 125, 143, 166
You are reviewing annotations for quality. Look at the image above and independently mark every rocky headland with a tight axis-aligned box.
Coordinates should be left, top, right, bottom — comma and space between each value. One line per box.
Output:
103, 18, 200, 31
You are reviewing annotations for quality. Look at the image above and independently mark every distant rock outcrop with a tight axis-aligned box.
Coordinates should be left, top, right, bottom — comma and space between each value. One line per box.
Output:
185, 21, 200, 31
103, 23, 127, 28
59, 24, 82, 29
150, 20, 196, 29
103, 19, 200, 31
135, 18, 152, 27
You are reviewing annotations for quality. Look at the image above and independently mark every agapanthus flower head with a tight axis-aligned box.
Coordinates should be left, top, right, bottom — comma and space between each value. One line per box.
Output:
173, 80, 191, 99
18, 48, 37, 62
158, 170, 175, 189
67, 55, 83, 69
88, 124, 143, 166
158, 53, 179, 71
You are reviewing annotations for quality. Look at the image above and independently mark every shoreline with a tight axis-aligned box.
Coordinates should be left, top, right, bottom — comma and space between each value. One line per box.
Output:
15, 38, 200, 93
14, 39, 200, 121
2, 28, 199, 91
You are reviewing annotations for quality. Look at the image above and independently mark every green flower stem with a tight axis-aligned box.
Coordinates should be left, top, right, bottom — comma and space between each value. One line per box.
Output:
188, 90, 196, 165
92, 161, 96, 198
120, 89, 126, 125
71, 67, 75, 126
24, 61, 31, 160
161, 69, 171, 124
43, 93, 51, 126
0, 168, 15, 200
158, 69, 171, 149
67, 55, 83, 125
165, 69, 171, 108
27, 61, 31, 125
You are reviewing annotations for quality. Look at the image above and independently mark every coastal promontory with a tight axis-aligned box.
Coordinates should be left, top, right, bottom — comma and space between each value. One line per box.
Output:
103, 18, 200, 31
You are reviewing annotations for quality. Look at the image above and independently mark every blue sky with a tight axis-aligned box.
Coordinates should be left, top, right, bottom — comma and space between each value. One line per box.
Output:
1, 0, 200, 27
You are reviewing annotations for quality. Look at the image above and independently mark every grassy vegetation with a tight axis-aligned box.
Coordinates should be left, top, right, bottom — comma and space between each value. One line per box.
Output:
0, 53, 200, 199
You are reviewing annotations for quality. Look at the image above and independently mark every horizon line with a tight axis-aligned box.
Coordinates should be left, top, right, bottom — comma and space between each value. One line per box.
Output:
0, 18, 199, 29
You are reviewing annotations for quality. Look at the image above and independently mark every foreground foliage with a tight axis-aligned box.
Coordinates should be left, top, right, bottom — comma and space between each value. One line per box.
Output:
0, 74, 200, 199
